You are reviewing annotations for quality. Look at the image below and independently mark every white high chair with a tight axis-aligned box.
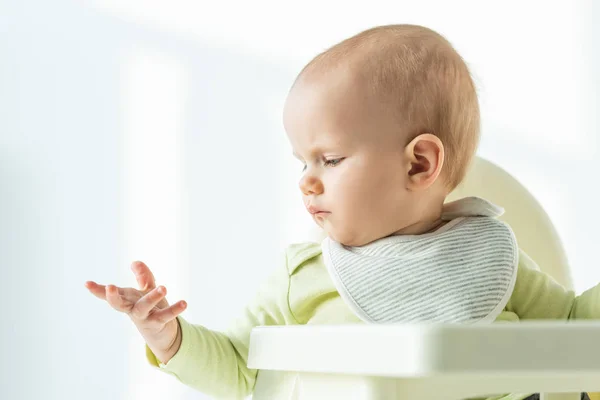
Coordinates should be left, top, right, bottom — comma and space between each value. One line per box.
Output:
248, 157, 600, 400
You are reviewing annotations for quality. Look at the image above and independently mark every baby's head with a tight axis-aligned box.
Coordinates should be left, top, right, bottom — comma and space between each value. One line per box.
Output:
284, 24, 480, 247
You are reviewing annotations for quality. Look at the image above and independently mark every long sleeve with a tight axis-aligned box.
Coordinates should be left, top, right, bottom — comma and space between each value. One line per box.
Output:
145, 250, 298, 399
505, 249, 600, 320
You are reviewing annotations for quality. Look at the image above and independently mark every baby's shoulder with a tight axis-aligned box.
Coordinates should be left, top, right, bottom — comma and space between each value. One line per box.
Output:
284, 241, 323, 276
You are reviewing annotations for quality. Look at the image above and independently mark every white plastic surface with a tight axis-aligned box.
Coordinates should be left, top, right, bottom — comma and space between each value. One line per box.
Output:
249, 323, 600, 399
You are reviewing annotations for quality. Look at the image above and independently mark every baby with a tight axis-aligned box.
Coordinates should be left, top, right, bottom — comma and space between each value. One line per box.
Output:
86, 25, 598, 400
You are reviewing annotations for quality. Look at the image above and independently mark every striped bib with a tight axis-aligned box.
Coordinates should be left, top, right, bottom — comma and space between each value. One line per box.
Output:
321, 197, 518, 324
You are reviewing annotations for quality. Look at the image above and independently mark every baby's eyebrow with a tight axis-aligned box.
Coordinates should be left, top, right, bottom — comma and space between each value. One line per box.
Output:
293, 146, 341, 160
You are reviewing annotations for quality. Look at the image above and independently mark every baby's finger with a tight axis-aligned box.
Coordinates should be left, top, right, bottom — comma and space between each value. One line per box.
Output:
131, 261, 156, 292
85, 281, 107, 300
130, 286, 167, 320
105, 285, 132, 313
149, 300, 187, 325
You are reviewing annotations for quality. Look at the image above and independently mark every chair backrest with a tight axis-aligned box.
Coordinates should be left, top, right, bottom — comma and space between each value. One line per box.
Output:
306, 156, 573, 289
447, 156, 572, 289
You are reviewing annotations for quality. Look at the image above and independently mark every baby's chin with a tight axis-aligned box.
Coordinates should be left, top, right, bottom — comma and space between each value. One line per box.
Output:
326, 223, 396, 247
326, 229, 371, 247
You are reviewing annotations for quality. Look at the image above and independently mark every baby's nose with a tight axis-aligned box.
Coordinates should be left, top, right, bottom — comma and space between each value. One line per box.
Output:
299, 174, 324, 196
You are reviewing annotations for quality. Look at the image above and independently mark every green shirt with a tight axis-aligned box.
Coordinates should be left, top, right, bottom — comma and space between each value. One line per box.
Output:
146, 242, 600, 399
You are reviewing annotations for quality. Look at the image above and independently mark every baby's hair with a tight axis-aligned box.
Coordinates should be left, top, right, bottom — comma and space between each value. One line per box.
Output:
295, 24, 480, 191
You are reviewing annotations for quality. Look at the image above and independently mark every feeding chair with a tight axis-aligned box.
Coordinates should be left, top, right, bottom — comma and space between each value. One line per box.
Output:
248, 156, 600, 400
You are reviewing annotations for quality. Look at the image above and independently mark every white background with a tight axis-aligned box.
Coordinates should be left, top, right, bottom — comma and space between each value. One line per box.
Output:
1, 1, 598, 399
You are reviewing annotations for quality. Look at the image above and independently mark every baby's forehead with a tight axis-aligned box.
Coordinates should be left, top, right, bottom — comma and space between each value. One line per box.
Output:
285, 62, 412, 153
293, 62, 411, 124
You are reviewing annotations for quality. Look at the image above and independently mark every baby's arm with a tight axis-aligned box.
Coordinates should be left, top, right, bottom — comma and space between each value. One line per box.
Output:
505, 249, 600, 320
145, 250, 298, 399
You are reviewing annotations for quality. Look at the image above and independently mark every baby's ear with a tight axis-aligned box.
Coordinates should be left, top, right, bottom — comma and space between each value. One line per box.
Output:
404, 133, 444, 191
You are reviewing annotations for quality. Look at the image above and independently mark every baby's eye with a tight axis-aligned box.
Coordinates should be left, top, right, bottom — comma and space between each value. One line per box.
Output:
324, 158, 344, 167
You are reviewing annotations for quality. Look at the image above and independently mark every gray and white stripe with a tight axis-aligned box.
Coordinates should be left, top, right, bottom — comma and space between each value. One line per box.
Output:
323, 217, 518, 324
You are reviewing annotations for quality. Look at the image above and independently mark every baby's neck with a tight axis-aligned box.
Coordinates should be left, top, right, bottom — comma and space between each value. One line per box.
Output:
392, 217, 446, 236
391, 197, 446, 236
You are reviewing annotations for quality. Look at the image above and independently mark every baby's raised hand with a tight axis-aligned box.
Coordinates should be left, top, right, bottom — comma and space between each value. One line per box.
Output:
85, 261, 187, 364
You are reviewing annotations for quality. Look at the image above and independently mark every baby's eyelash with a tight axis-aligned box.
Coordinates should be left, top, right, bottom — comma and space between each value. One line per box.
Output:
301, 158, 344, 172
324, 158, 344, 167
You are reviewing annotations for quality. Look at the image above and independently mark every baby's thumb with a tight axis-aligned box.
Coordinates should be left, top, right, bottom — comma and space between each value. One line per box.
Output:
131, 261, 156, 292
